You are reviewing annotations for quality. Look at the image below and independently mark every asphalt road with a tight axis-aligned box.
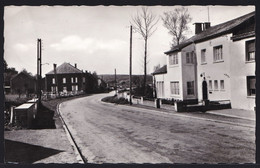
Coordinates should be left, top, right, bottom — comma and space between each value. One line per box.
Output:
59, 93, 255, 164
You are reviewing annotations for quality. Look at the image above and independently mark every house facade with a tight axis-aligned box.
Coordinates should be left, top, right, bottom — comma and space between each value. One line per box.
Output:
45, 63, 85, 95
164, 44, 198, 102
10, 72, 36, 95
153, 11, 255, 110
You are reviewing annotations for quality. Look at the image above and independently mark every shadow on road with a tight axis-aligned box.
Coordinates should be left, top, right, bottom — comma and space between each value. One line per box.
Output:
5, 139, 62, 163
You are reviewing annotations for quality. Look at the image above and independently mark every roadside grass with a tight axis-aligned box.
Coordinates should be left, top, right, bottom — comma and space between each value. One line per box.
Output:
101, 96, 129, 104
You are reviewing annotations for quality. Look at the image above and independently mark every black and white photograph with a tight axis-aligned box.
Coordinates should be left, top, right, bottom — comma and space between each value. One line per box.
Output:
3, 5, 256, 164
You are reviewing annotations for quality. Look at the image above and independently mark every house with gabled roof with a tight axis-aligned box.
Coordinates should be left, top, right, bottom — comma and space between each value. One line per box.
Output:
10, 71, 36, 95
45, 62, 85, 94
153, 11, 255, 110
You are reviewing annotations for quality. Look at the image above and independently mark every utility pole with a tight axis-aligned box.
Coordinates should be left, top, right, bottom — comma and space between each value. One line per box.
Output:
114, 68, 117, 95
207, 6, 210, 22
37, 39, 42, 104
53, 64, 59, 97
129, 25, 133, 105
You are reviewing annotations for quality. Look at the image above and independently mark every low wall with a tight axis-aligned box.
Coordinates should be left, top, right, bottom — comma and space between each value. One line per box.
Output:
175, 101, 231, 112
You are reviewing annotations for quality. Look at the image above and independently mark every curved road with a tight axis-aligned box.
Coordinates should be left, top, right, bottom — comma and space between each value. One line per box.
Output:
59, 93, 255, 164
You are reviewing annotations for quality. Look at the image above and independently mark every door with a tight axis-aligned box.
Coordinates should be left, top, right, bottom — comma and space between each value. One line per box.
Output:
202, 78, 208, 100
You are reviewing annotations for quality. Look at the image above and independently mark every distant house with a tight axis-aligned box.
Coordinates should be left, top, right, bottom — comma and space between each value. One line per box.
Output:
10, 72, 36, 95
45, 62, 85, 95
152, 65, 167, 98
153, 11, 255, 110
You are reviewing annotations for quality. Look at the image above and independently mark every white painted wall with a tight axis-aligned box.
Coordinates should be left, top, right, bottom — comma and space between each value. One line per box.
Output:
167, 51, 183, 100
154, 73, 167, 98
196, 34, 232, 102
230, 37, 255, 110
181, 44, 198, 100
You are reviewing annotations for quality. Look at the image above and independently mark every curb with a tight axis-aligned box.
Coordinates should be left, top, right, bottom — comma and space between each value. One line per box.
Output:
56, 102, 86, 164
100, 101, 254, 128
206, 111, 255, 121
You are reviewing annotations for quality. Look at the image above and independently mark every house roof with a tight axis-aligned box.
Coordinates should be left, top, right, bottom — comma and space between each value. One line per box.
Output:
46, 62, 83, 75
11, 71, 35, 81
165, 11, 255, 54
152, 65, 167, 75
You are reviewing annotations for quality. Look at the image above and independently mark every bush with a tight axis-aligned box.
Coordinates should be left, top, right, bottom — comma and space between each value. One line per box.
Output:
101, 96, 129, 104
161, 99, 175, 105
133, 84, 153, 98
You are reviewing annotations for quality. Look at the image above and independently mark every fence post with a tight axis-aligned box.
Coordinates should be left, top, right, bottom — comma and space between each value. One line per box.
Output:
9, 106, 14, 124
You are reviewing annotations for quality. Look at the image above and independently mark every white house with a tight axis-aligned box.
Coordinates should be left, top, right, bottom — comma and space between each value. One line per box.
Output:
153, 11, 255, 110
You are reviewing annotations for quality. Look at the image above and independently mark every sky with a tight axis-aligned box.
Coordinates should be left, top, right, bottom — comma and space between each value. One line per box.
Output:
4, 5, 255, 76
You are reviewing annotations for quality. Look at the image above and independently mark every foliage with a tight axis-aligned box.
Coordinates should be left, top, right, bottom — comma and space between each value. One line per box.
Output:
85, 71, 107, 93
131, 7, 159, 94
162, 7, 192, 47
133, 84, 153, 98
101, 96, 129, 104
21, 68, 33, 77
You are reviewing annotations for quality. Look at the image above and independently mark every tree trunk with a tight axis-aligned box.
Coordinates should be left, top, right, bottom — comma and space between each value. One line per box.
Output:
143, 37, 147, 96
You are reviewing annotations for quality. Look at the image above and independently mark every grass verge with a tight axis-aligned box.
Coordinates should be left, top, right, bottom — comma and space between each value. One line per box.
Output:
101, 96, 129, 104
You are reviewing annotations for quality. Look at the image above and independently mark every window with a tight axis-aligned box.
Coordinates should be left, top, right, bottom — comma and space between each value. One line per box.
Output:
201, 49, 206, 64
213, 45, 223, 62
52, 78, 55, 84
156, 81, 164, 97
214, 80, 218, 90
208, 80, 212, 90
186, 52, 194, 64
75, 77, 78, 83
83, 77, 85, 83
247, 76, 256, 96
220, 80, 225, 90
63, 78, 66, 84
63, 87, 67, 92
187, 81, 194, 95
72, 85, 78, 91
51, 86, 57, 93
170, 82, 179, 95
169, 53, 178, 65
246, 40, 255, 62
71, 77, 74, 83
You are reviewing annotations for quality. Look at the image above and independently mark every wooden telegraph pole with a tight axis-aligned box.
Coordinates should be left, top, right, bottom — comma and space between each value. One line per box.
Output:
37, 39, 42, 104
129, 25, 133, 105
114, 68, 117, 95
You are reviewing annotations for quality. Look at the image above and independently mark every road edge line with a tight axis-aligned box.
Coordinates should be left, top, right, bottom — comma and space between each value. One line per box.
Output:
56, 102, 86, 164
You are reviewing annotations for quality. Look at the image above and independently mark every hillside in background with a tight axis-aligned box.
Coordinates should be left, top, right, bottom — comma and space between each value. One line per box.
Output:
98, 74, 153, 87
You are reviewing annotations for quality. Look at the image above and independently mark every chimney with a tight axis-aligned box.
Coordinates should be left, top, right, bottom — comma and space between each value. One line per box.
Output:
195, 23, 203, 34
75, 63, 77, 68
204, 22, 211, 30
53, 64, 57, 74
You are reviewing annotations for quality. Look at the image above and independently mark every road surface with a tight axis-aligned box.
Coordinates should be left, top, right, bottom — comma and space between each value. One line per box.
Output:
59, 93, 255, 164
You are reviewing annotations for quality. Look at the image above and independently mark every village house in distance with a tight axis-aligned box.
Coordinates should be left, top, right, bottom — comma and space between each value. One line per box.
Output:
45, 62, 85, 95
153, 11, 255, 110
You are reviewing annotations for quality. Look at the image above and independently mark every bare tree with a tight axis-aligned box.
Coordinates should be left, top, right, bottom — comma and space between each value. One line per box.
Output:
131, 7, 159, 95
162, 7, 192, 47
